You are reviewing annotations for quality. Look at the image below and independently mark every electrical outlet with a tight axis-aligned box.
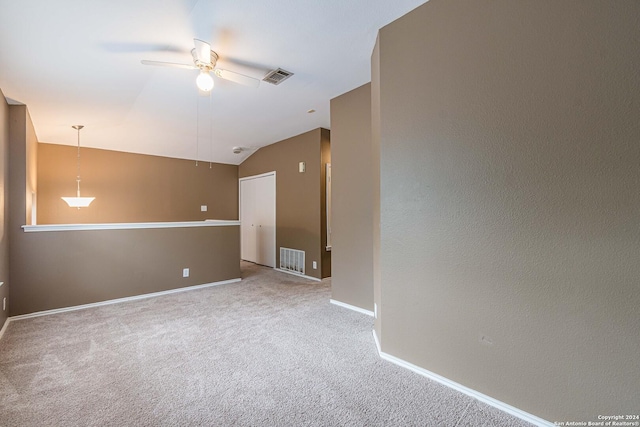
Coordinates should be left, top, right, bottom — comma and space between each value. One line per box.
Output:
312, 261, 317, 269
182, 268, 189, 278
479, 335, 494, 346
201, 205, 207, 212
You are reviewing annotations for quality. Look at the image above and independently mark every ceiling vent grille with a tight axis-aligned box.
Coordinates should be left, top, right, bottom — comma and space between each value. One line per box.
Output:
263, 68, 293, 85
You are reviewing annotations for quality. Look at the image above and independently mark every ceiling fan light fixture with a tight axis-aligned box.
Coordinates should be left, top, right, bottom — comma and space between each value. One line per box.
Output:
142, 39, 260, 88
196, 70, 214, 92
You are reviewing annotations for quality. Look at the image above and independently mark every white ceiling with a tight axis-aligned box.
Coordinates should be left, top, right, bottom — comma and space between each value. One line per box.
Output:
0, 0, 426, 165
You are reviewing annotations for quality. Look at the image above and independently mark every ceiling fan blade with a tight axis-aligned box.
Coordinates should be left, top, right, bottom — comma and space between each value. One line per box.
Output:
193, 39, 212, 65
101, 42, 183, 53
140, 60, 197, 70
214, 68, 260, 88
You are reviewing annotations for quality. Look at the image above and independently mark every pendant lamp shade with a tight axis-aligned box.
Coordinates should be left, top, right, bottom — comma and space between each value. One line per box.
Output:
62, 196, 95, 208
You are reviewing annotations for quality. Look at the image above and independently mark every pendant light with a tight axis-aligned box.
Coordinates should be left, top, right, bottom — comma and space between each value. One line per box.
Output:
61, 125, 95, 208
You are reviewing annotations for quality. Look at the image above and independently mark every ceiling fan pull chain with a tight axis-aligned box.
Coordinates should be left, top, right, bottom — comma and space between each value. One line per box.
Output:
210, 91, 213, 169
195, 91, 199, 166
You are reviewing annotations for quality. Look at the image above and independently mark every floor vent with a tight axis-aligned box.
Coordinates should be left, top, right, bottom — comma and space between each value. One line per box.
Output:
263, 68, 294, 85
280, 247, 305, 275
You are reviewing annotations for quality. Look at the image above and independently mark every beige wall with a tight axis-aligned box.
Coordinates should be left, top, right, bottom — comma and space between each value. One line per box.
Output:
10, 225, 240, 316
374, 0, 640, 422
0, 92, 9, 329
371, 38, 381, 334
320, 129, 331, 279
8, 106, 36, 226
38, 143, 238, 224
7, 104, 39, 321
25, 118, 37, 226
6, 107, 240, 317
330, 84, 374, 311
239, 128, 331, 279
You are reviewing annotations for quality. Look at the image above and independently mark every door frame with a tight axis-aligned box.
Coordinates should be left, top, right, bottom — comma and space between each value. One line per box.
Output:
239, 171, 276, 267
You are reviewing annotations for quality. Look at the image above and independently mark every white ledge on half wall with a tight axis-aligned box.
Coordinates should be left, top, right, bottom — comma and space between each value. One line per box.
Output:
22, 220, 241, 233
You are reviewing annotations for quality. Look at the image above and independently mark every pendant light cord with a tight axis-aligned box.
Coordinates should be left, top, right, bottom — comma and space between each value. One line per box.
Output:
196, 94, 199, 166
73, 125, 84, 197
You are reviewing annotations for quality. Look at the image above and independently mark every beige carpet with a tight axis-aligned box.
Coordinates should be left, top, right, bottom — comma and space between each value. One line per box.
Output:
0, 262, 532, 426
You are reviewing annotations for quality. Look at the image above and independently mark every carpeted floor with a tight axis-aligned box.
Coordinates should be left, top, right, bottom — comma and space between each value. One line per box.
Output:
0, 262, 532, 426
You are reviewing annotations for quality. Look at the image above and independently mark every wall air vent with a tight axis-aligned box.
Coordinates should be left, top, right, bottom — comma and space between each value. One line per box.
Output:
263, 68, 294, 85
280, 247, 305, 275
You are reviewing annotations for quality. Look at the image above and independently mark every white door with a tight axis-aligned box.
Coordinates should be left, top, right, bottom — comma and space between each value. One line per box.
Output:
240, 178, 256, 262
255, 174, 276, 266
240, 173, 276, 267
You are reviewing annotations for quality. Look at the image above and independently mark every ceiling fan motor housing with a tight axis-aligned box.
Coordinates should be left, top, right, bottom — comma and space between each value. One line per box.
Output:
191, 49, 218, 71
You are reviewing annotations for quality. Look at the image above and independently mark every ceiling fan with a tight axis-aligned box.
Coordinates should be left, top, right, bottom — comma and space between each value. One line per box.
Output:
141, 39, 261, 91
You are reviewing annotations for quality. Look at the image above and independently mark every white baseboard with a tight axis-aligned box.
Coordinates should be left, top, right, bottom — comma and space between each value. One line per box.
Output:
0, 317, 10, 341
8, 278, 242, 322
274, 268, 322, 282
372, 328, 382, 353
330, 299, 374, 317
371, 330, 553, 427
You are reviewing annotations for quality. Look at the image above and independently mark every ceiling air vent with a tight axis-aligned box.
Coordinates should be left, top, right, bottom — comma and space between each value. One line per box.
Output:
263, 68, 293, 85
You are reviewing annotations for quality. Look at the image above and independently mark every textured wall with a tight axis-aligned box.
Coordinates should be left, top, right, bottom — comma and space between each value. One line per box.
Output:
375, 0, 640, 421
239, 128, 330, 279
371, 38, 381, 335
8, 105, 39, 322
38, 143, 238, 224
10, 225, 240, 316
8, 105, 36, 227
0, 91, 9, 330
320, 129, 332, 279
7, 107, 241, 317
330, 84, 374, 311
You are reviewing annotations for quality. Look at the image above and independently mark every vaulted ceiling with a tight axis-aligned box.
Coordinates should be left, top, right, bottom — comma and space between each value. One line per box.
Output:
0, 0, 427, 164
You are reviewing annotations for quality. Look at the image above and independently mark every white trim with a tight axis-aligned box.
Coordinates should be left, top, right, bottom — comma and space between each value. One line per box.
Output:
372, 328, 381, 353
371, 331, 553, 427
0, 317, 10, 341
330, 299, 374, 317
274, 268, 321, 282
239, 171, 276, 181
22, 220, 240, 233
325, 163, 332, 250
9, 278, 241, 321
